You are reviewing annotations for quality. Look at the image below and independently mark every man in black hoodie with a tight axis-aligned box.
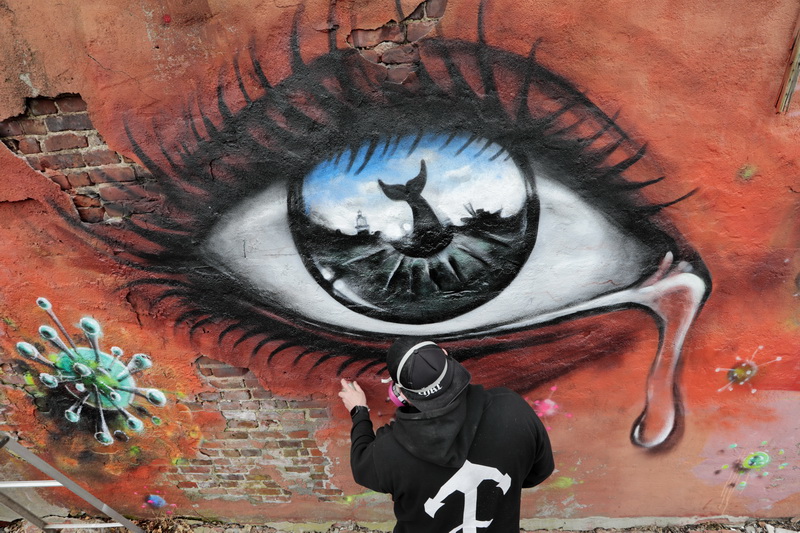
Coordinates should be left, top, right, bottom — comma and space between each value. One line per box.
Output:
338, 337, 554, 532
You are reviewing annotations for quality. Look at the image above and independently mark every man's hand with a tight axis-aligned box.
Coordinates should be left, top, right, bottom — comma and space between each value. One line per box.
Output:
339, 379, 368, 412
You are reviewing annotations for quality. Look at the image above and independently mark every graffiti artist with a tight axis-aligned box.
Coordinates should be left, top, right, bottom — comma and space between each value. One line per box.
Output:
338, 338, 555, 532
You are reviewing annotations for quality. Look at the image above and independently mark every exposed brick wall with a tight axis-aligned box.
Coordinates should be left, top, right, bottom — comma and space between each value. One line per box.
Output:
168, 356, 342, 504
348, 0, 446, 83
0, 95, 155, 223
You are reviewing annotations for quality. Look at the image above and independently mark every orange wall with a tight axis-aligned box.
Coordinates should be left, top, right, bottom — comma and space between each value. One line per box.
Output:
0, 0, 798, 522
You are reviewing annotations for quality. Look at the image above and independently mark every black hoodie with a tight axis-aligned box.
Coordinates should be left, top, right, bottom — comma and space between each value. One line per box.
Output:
349, 385, 554, 532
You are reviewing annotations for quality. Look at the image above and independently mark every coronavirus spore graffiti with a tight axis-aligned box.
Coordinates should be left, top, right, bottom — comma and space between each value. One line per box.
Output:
15, 298, 167, 445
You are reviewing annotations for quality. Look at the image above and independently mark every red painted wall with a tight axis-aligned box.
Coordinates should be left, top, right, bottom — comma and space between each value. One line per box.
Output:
0, 0, 798, 523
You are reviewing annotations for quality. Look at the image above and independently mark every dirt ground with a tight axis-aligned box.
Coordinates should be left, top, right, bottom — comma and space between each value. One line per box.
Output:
3, 516, 800, 533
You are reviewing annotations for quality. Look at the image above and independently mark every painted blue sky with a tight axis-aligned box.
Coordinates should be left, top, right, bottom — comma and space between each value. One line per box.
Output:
302, 134, 528, 238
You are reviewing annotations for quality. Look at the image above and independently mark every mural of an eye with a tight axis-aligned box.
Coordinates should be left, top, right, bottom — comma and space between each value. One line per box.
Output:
83, 35, 712, 449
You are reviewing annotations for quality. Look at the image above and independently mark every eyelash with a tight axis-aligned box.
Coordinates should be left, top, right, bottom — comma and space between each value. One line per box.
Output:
63, 17, 696, 377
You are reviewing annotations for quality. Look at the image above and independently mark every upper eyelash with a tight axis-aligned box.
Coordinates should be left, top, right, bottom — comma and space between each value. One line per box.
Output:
63, 23, 692, 378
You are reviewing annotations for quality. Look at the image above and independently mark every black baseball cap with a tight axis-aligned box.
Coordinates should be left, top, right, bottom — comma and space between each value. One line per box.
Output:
386, 337, 471, 411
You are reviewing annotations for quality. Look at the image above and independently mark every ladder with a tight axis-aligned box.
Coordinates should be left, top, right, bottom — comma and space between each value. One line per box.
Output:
0, 431, 143, 532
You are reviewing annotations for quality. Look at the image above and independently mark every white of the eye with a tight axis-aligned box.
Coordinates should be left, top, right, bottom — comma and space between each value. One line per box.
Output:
204, 170, 655, 335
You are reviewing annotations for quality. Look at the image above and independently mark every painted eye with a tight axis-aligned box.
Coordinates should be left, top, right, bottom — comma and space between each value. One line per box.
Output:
203, 132, 663, 336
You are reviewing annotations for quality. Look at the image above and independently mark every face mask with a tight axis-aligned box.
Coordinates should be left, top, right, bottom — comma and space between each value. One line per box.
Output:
386, 380, 408, 407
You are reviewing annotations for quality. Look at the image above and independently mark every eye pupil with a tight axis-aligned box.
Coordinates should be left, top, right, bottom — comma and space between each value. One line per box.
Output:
291, 133, 538, 324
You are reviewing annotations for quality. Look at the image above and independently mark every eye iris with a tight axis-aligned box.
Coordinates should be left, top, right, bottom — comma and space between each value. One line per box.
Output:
289, 133, 539, 324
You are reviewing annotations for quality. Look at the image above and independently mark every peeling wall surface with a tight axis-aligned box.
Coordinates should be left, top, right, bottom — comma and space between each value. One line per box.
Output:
0, 0, 798, 524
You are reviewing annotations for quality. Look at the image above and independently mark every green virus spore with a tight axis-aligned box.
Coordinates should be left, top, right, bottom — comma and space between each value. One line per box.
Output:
15, 297, 167, 446
737, 164, 758, 181
741, 451, 771, 470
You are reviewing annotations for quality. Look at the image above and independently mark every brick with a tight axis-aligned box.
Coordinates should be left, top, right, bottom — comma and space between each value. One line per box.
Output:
56, 96, 87, 112
29, 98, 58, 115
197, 392, 220, 402
278, 411, 306, 422
301, 439, 317, 448
0, 121, 23, 137
284, 466, 310, 473
73, 194, 101, 208
227, 420, 258, 429
254, 488, 285, 496
243, 376, 264, 387
221, 449, 241, 457
17, 137, 41, 154
198, 367, 213, 376
288, 399, 327, 408
212, 366, 249, 378
240, 449, 262, 457
66, 172, 92, 187
218, 474, 244, 481
195, 487, 227, 495
133, 165, 153, 179
83, 149, 120, 166
256, 427, 286, 437
198, 448, 220, 456
19, 119, 47, 135
359, 49, 380, 63
78, 207, 105, 223
98, 183, 160, 202
224, 411, 257, 421
382, 44, 419, 64
177, 481, 198, 489
308, 408, 328, 418
288, 430, 309, 438
219, 431, 249, 440
206, 378, 246, 389
386, 64, 414, 83
35, 152, 85, 170
87, 165, 136, 184
349, 25, 404, 48
225, 390, 251, 401
178, 466, 212, 474
406, 20, 436, 42
212, 457, 232, 465
250, 389, 273, 400
109, 200, 161, 217
43, 133, 88, 152
46, 172, 70, 190
425, 0, 447, 18
45, 113, 93, 132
